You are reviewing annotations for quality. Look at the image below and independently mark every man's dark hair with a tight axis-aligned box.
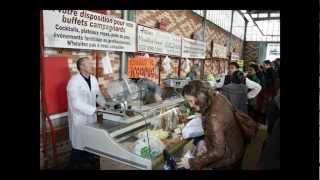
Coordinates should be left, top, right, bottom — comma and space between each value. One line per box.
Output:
76, 57, 89, 71
229, 62, 240, 69
264, 60, 272, 65
231, 70, 245, 84
130, 78, 141, 83
191, 64, 200, 72
249, 64, 259, 73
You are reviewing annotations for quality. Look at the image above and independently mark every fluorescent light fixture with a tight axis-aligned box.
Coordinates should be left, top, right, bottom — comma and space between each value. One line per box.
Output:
251, 13, 258, 18
258, 13, 268, 18
270, 13, 280, 17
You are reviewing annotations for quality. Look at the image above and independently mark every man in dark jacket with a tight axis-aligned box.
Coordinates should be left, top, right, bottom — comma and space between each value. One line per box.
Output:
222, 70, 248, 114
263, 60, 277, 101
258, 90, 280, 169
265, 90, 280, 134
258, 118, 280, 169
224, 62, 239, 85
131, 78, 162, 105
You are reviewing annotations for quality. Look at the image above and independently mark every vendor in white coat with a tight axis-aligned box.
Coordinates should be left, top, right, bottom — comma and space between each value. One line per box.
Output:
66, 57, 106, 169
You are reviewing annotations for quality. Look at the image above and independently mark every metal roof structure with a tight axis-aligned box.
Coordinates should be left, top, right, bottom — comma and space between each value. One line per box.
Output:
240, 10, 280, 42
193, 10, 280, 42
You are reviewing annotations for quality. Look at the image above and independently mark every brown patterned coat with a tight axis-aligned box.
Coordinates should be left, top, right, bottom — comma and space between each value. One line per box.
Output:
188, 92, 245, 170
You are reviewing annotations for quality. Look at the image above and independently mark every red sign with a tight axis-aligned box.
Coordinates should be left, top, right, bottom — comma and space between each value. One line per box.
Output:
128, 56, 156, 78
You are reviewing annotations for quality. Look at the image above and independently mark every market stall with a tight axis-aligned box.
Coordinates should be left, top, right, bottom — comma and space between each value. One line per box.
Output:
41, 10, 137, 168
179, 37, 207, 87
83, 24, 193, 170
75, 76, 192, 169
203, 42, 229, 88
41, 10, 205, 170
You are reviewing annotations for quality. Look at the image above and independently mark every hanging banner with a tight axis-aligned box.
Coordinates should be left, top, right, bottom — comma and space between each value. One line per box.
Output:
137, 25, 181, 56
43, 10, 136, 52
231, 52, 240, 61
181, 38, 206, 59
212, 43, 228, 59
128, 56, 156, 78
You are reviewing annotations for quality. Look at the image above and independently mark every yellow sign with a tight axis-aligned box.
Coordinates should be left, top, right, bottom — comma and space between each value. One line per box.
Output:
236, 60, 244, 67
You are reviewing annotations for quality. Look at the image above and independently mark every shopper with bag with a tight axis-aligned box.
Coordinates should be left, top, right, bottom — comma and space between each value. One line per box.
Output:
177, 80, 257, 170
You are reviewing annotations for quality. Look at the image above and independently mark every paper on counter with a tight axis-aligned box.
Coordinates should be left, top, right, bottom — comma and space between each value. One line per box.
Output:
184, 150, 194, 159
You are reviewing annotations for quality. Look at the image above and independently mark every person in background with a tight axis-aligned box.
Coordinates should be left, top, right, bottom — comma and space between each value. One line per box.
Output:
161, 74, 181, 99
66, 57, 107, 169
273, 58, 280, 92
247, 64, 261, 85
258, 118, 280, 169
265, 89, 280, 135
275, 58, 280, 77
186, 64, 200, 80
223, 62, 239, 85
222, 70, 248, 114
256, 64, 266, 87
177, 80, 244, 170
255, 63, 266, 121
131, 78, 162, 105
243, 66, 248, 76
246, 63, 264, 120
219, 62, 262, 100
263, 60, 277, 103
257, 90, 280, 169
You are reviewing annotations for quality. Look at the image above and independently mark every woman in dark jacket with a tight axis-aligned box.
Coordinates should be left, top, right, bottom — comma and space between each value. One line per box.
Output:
247, 64, 263, 119
222, 70, 248, 114
177, 80, 245, 170
247, 64, 261, 85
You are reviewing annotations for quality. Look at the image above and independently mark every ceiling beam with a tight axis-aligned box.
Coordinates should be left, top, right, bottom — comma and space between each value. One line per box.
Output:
248, 10, 280, 14
252, 17, 280, 21
247, 13, 266, 36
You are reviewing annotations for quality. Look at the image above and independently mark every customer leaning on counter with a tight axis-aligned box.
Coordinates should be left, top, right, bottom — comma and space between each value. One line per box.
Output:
177, 80, 245, 170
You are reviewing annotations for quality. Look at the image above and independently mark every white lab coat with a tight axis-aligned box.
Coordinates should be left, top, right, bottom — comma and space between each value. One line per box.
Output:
245, 78, 262, 99
67, 73, 106, 150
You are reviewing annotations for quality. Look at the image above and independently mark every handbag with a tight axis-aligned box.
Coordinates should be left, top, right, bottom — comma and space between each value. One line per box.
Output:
233, 109, 258, 144
217, 92, 258, 144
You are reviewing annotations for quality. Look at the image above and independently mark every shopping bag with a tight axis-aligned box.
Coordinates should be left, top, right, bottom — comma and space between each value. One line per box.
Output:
182, 116, 204, 139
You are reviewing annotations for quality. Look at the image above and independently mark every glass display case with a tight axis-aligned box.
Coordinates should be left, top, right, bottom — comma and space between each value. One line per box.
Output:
78, 78, 191, 170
